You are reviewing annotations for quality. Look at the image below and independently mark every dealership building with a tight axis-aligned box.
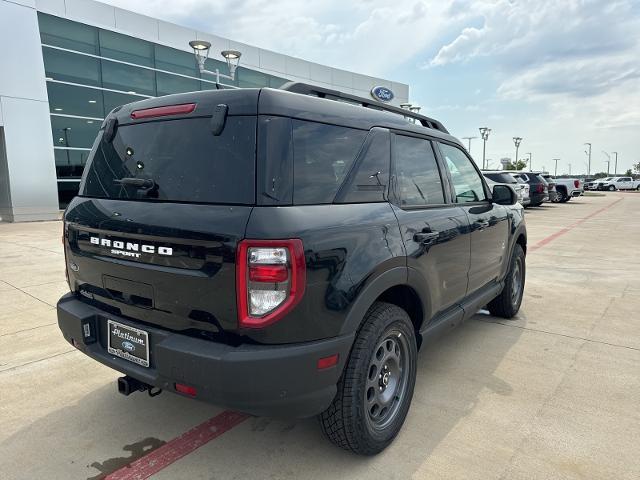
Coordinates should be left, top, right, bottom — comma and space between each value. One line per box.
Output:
0, 0, 409, 222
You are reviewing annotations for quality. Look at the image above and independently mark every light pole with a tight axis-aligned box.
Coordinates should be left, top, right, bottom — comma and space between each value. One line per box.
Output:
604, 160, 610, 175
568, 163, 572, 175
513, 137, 522, 167
612, 151, 618, 174
462, 136, 477, 155
526, 152, 532, 171
553, 158, 560, 176
479, 127, 491, 169
584, 143, 592, 176
189, 40, 242, 83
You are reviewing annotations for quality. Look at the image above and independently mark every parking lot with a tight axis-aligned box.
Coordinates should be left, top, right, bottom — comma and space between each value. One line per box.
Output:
1, 192, 639, 479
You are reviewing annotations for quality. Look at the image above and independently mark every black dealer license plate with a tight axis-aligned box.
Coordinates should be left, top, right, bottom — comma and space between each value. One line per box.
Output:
107, 320, 150, 367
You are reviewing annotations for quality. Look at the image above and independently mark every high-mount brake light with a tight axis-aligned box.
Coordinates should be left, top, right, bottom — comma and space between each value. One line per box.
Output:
236, 239, 306, 329
130, 103, 196, 119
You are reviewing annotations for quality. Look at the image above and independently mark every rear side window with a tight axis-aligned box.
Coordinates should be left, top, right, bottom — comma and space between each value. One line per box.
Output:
337, 128, 390, 203
81, 116, 256, 204
393, 135, 445, 206
439, 142, 487, 203
292, 120, 367, 204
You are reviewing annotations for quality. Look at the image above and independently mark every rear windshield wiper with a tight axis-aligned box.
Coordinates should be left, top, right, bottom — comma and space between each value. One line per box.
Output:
114, 177, 156, 189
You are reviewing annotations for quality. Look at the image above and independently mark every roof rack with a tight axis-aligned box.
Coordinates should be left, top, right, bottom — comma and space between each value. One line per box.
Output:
279, 82, 449, 134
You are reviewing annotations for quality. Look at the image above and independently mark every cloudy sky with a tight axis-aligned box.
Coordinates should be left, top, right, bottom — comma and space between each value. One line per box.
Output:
103, 0, 639, 175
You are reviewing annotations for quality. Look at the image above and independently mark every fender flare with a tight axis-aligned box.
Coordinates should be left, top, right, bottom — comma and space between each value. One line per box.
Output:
339, 266, 409, 335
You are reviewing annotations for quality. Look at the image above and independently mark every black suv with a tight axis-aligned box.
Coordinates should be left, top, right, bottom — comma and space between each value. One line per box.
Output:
58, 84, 527, 455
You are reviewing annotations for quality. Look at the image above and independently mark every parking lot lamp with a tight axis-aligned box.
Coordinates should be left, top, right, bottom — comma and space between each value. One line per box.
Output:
526, 152, 532, 171
612, 152, 618, 175
189, 40, 242, 83
513, 137, 522, 167
568, 163, 572, 175
479, 127, 491, 169
584, 143, 592, 176
462, 136, 477, 155
553, 158, 560, 176
604, 160, 610, 175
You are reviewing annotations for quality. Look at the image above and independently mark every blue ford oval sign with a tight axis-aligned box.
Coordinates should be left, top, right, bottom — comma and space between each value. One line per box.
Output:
122, 341, 135, 352
371, 86, 394, 103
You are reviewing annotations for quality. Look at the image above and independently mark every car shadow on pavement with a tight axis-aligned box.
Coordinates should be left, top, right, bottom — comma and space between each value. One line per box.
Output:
1, 316, 523, 480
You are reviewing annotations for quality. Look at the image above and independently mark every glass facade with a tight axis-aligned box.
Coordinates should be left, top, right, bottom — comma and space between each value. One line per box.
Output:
38, 13, 289, 208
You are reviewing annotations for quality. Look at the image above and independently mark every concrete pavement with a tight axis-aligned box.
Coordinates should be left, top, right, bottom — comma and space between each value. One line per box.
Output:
0, 193, 638, 479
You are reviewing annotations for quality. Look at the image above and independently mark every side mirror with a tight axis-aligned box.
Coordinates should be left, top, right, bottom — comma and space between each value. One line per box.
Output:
492, 184, 517, 205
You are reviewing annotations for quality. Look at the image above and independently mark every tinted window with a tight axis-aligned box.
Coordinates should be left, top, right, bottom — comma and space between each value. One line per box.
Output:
292, 120, 367, 204
81, 116, 256, 204
485, 173, 517, 184
439, 143, 486, 203
338, 129, 390, 203
394, 135, 445, 206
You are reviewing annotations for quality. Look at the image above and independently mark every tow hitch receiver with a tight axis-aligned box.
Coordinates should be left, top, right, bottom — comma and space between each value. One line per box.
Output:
117, 376, 162, 397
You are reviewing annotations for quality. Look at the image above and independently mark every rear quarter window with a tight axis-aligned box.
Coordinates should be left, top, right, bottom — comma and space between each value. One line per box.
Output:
292, 120, 367, 204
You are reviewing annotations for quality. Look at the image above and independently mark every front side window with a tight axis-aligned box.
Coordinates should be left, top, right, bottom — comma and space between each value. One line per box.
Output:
439, 143, 487, 203
393, 135, 445, 206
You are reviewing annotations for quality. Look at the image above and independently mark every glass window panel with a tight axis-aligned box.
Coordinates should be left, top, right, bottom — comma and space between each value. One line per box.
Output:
42, 47, 101, 86
55, 149, 90, 178
155, 45, 199, 77
103, 91, 146, 115
394, 135, 445, 206
51, 115, 101, 149
38, 13, 99, 54
236, 67, 268, 88
292, 120, 367, 205
439, 142, 487, 203
203, 58, 238, 86
57, 179, 81, 209
268, 75, 289, 88
46, 82, 104, 118
156, 72, 200, 96
99, 30, 154, 67
101, 59, 156, 96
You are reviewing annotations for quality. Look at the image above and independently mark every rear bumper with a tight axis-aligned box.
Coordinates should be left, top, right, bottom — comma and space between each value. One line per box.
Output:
57, 294, 353, 418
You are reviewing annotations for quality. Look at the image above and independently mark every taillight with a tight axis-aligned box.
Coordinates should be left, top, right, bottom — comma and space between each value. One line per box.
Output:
537, 184, 545, 193
236, 239, 306, 328
574, 180, 580, 188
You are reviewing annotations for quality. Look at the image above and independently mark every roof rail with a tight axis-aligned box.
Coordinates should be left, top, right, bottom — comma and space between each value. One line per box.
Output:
279, 82, 449, 134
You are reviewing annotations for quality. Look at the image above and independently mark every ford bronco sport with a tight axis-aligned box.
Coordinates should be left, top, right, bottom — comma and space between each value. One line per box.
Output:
58, 83, 527, 455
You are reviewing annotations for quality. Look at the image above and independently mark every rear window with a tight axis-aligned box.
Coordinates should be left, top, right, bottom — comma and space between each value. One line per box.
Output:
80, 116, 256, 204
292, 120, 367, 204
485, 173, 517, 184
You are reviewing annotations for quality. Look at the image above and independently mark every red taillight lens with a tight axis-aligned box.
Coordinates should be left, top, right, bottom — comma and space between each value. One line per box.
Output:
130, 103, 196, 119
249, 265, 289, 283
537, 184, 544, 193
236, 239, 306, 329
574, 180, 580, 188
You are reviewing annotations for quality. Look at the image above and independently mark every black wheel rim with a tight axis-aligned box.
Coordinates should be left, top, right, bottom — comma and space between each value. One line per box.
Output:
364, 329, 410, 431
511, 256, 523, 307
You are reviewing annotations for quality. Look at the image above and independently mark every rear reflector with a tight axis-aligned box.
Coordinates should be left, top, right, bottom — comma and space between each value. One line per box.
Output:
317, 354, 339, 370
175, 383, 197, 397
131, 103, 196, 119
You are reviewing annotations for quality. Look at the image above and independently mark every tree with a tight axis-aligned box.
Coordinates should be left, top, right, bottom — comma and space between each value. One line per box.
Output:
634, 162, 640, 174
505, 159, 528, 170
625, 168, 633, 176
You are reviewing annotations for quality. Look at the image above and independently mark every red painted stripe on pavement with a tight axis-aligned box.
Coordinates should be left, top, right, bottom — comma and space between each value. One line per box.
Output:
529, 197, 623, 253
105, 410, 249, 480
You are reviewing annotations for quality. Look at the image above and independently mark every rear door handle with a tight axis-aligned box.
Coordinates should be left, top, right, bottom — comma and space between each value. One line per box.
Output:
413, 231, 439, 245
475, 220, 490, 230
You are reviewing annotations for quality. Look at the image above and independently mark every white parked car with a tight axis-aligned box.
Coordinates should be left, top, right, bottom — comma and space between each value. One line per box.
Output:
482, 171, 530, 207
598, 177, 640, 191
551, 178, 583, 201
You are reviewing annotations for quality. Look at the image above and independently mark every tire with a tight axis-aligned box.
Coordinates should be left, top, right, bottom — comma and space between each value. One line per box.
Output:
608, 185, 615, 191
636, 185, 640, 191
488, 244, 525, 318
558, 188, 569, 203
531, 202, 542, 207
319, 302, 417, 455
